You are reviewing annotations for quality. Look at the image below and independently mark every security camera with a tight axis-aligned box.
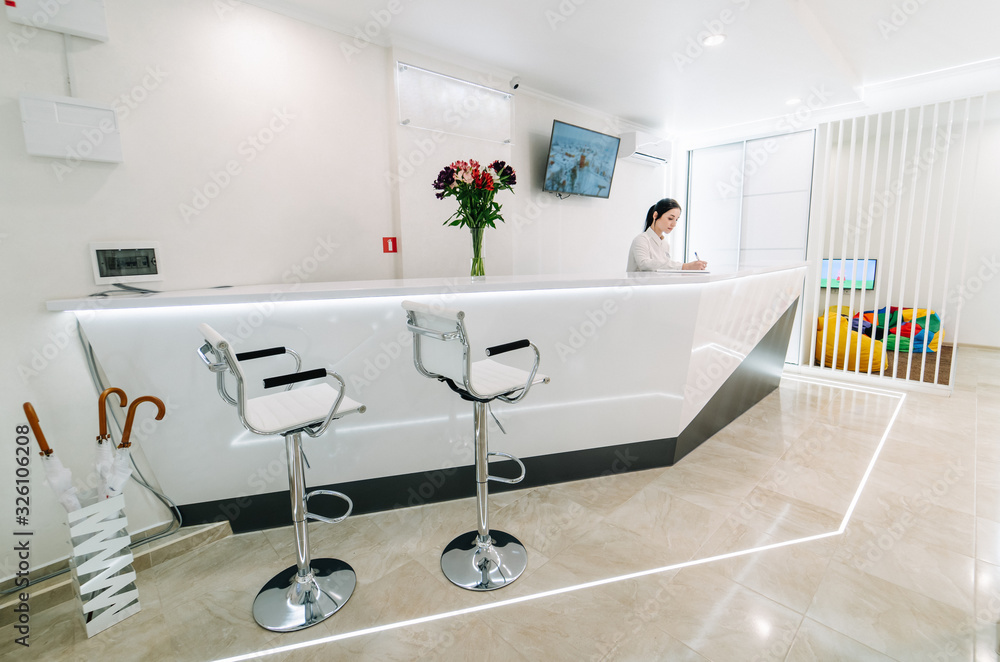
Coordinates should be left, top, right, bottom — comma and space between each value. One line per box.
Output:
510, 76, 521, 90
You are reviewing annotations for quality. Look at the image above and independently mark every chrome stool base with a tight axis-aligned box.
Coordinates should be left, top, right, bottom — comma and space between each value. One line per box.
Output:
441, 530, 527, 591
253, 558, 356, 632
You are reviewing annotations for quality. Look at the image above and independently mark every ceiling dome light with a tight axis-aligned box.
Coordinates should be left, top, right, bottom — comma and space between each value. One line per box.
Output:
702, 33, 726, 47
786, 97, 802, 106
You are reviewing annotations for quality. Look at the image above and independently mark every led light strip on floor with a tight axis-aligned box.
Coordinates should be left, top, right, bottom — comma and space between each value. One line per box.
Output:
214, 375, 906, 662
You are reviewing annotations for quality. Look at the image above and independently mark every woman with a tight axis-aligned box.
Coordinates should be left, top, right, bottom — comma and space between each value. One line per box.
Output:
626, 198, 707, 272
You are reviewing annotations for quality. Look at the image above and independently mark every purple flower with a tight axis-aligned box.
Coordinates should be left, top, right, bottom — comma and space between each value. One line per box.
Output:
489, 160, 516, 186
433, 166, 455, 193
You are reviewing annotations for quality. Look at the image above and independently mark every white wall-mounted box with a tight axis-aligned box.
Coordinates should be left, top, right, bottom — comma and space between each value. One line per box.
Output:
6, 0, 109, 42
618, 131, 672, 166
20, 94, 123, 163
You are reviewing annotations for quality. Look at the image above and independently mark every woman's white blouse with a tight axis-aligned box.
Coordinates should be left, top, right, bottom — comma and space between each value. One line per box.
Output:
626, 227, 681, 272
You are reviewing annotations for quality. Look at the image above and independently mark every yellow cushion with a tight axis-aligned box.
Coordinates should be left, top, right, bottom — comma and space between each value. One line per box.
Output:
815, 312, 887, 372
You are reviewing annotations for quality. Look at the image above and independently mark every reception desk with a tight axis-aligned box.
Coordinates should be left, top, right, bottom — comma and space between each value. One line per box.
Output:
49, 265, 805, 531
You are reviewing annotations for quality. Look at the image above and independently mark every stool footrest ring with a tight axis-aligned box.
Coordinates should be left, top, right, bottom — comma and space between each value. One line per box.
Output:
304, 489, 353, 523
487, 451, 525, 484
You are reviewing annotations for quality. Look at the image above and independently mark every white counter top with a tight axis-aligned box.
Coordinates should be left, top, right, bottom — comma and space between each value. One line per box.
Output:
47, 264, 805, 311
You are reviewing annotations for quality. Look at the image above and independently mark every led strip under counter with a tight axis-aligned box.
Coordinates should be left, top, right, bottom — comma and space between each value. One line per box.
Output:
50, 266, 806, 527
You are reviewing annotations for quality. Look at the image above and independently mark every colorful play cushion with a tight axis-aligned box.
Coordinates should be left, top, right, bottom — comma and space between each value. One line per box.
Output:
816, 309, 888, 372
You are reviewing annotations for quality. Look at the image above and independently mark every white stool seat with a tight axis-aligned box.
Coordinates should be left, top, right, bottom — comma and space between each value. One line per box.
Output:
470, 360, 549, 400
246, 383, 364, 434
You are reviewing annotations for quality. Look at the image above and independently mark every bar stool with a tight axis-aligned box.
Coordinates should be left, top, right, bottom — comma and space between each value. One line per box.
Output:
196, 323, 365, 632
401, 300, 549, 591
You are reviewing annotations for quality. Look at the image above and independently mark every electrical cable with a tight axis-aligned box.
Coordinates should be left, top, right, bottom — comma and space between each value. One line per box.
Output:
88, 283, 160, 297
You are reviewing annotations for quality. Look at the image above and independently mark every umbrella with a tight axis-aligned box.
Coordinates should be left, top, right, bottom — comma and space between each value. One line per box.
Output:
95, 387, 128, 498
23, 402, 81, 512
103, 396, 165, 499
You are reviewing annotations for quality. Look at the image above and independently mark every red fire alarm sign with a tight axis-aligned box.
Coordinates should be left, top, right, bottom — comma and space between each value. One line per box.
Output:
383, 237, 398, 253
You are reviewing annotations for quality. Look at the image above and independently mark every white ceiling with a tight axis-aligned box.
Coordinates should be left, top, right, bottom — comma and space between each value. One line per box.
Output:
250, 0, 1000, 136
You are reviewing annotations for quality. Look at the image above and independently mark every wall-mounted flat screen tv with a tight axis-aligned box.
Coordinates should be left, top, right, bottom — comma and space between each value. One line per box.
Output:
820, 258, 877, 290
542, 120, 621, 199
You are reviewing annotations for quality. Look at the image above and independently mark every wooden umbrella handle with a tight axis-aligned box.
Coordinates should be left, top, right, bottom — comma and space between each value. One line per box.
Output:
22, 402, 52, 456
98, 387, 128, 441
120, 396, 166, 448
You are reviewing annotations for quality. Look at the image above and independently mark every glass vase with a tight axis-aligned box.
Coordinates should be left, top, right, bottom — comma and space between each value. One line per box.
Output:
470, 226, 485, 278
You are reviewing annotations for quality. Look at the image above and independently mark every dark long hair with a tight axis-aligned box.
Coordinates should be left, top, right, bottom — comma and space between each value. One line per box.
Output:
644, 198, 682, 231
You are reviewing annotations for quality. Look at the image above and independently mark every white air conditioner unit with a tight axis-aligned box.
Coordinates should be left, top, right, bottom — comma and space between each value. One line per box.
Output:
618, 131, 671, 166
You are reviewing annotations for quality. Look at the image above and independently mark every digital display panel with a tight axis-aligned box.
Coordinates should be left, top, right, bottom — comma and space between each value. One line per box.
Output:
820, 258, 877, 290
542, 120, 621, 199
95, 248, 158, 278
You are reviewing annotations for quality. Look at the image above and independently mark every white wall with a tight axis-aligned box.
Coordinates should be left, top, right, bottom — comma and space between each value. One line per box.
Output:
1, 1, 667, 577
956, 114, 1000, 348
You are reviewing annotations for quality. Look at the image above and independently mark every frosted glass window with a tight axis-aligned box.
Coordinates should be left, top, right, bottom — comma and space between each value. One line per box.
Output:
396, 62, 513, 144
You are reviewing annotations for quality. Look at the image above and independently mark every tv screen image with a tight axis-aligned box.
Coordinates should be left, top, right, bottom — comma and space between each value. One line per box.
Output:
820, 258, 877, 290
542, 120, 620, 199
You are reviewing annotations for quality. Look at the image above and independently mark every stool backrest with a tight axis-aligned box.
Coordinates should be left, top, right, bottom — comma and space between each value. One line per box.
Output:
401, 300, 470, 385
197, 323, 246, 407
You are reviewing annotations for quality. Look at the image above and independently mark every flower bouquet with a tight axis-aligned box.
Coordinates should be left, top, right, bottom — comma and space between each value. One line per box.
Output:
433, 159, 516, 277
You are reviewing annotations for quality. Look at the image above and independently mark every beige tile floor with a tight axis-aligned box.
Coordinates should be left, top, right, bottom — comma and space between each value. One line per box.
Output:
4, 346, 999, 661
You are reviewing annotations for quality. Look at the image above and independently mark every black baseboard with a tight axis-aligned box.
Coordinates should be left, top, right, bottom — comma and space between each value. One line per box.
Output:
179, 298, 799, 534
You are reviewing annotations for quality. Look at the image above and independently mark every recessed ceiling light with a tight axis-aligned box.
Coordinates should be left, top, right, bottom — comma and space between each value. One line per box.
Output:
786, 98, 802, 106
702, 34, 725, 47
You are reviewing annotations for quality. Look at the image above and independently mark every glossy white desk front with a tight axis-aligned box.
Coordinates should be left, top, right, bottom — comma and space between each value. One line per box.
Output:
49, 266, 804, 528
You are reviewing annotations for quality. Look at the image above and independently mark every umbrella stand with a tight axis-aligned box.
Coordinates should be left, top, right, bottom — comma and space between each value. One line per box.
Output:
23, 400, 141, 637
67, 492, 141, 637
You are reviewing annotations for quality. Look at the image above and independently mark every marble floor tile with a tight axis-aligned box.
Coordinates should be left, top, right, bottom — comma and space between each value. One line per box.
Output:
849, 481, 976, 558
807, 561, 974, 661
973, 560, 1000, 662
834, 519, 975, 611
647, 460, 751, 514
978, 517, 1000, 566
679, 439, 779, 479
728, 487, 844, 541
602, 625, 710, 662
757, 458, 858, 514
481, 589, 635, 661
785, 617, 897, 662
977, 460, 1000, 523
26, 354, 1000, 662
648, 564, 804, 662
490, 486, 600, 558
697, 519, 836, 613
604, 483, 727, 561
